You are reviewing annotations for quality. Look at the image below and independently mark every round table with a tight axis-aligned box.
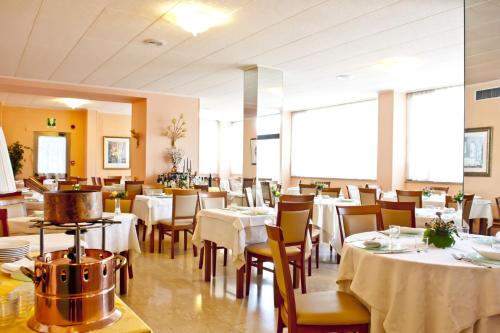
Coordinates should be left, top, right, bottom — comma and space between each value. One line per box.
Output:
337, 231, 500, 333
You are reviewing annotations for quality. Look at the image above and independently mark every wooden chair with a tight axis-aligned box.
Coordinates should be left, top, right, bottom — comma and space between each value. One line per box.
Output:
396, 190, 423, 208
379, 201, 416, 230
430, 186, 449, 193
91, 177, 97, 185
158, 189, 198, 259
0, 198, 27, 219
194, 184, 209, 192
0, 191, 23, 200
80, 185, 102, 191
244, 187, 254, 207
358, 188, 378, 205
265, 225, 370, 333
125, 181, 144, 199
260, 181, 275, 207
103, 178, 120, 186
58, 180, 77, 191
346, 185, 360, 201
197, 192, 228, 274
299, 184, 317, 195
246, 202, 312, 298
488, 197, 500, 235
96, 177, 103, 186
280, 194, 320, 273
336, 205, 383, 247
24, 177, 50, 194
228, 178, 240, 192
317, 181, 330, 188
70, 177, 88, 185
242, 178, 254, 191
320, 187, 341, 198
102, 192, 133, 213
0, 208, 9, 237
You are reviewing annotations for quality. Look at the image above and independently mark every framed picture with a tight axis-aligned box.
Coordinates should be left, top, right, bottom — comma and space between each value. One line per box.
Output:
103, 137, 130, 169
464, 127, 492, 177
250, 138, 257, 165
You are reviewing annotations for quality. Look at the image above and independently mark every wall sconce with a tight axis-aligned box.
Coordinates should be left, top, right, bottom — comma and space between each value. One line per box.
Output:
130, 129, 141, 148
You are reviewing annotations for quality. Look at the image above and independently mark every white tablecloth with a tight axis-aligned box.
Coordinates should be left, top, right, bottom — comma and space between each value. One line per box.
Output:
131, 195, 172, 236
6, 213, 141, 262
382, 191, 446, 208
102, 184, 125, 192
337, 231, 500, 333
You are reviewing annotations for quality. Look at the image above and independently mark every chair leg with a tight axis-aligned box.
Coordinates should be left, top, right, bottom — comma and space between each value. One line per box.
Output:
245, 252, 252, 296
330, 244, 333, 254
199, 247, 204, 269
307, 255, 312, 277
142, 222, 146, 242
276, 307, 284, 333
292, 262, 299, 289
183, 230, 188, 251
158, 227, 163, 253
315, 242, 319, 269
257, 261, 263, 275
223, 248, 227, 266
193, 244, 198, 257
273, 274, 279, 308
170, 231, 175, 259
300, 257, 306, 294
212, 243, 217, 277
336, 253, 341, 264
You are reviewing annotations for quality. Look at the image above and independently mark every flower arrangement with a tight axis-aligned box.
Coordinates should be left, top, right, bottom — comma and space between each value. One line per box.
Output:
164, 114, 187, 147
313, 181, 326, 191
271, 185, 281, 198
454, 190, 464, 204
178, 179, 188, 189
167, 147, 185, 172
72, 184, 81, 191
110, 191, 128, 199
422, 187, 431, 197
424, 212, 458, 248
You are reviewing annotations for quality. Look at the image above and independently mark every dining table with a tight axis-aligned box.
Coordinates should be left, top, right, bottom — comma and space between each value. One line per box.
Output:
192, 206, 314, 299
337, 231, 500, 333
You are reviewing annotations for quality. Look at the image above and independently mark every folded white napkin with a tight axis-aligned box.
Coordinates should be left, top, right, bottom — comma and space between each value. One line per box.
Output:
1, 257, 34, 273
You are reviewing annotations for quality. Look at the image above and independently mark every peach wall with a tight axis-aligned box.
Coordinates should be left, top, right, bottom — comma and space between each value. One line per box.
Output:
0, 105, 86, 178
87, 111, 131, 178
464, 79, 500, 217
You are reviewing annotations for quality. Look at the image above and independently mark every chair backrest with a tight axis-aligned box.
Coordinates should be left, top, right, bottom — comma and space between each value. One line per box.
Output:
462, 194, 475, 221
359, 188, 378, 205
80, 185, 102, 191
244, 187, 254, 207
242, 178, 254, 191
0, 208, 9, 237
91, 177, 97, 185
299, 184, 317, 195
58, 180, 77, 191
0, 191, 23, 200
317, 181, 330, 188
125, 181, 144, 198
172, 189, 199, 224
0, 199, 27, 218
346, 185, 360, 201
228, 179, 241, 192
336, 205, 382, 245
279, 194, 315, 203
265, 225, 298, 330
365, 184, 381, 190
103, 178, 120, 186
379, 201, 416, 229
277, 202, 312, 245
430, 186, 449, 194
96, 177, 103, 186
198, 191, 227, 209
102, 192, 133, 213
70, 177, 88, 185
320, 187, 341, 198
194, 184, 209, 192
24, 177, 49, 194
260, 181, 274, 207
142, 184, 164, 195
396, 190, 423, 208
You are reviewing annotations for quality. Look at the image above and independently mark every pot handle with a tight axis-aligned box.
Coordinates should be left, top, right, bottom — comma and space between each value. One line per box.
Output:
114, 254, 127, 272
20, 266, 37, 283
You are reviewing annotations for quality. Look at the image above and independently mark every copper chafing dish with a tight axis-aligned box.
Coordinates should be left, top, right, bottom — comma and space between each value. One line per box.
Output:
22, 190, 126, 332
44, 190, 103, 224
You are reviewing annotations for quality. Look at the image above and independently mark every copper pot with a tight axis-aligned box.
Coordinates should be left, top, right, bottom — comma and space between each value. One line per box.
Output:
22, 249, 126, 331
44, 191, 103, 224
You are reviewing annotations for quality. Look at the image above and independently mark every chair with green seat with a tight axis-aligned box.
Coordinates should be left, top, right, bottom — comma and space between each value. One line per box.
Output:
266, 224, 370, 333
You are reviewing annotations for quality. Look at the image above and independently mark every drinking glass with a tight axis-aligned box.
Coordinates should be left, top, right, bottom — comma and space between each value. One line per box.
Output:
421, 237, 430, 252
492, 234, 500, 251
388, 225, 400, 249
459, 225, 469, 240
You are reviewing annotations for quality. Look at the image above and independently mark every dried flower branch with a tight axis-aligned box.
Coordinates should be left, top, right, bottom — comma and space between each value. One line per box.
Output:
164, 114, 187, 147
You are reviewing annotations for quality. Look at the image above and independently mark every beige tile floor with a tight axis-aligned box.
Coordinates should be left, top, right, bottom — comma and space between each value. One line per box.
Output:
120, 241, 339, 333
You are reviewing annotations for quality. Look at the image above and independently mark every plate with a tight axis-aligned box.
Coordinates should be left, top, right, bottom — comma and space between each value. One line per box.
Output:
380, 227, 425, 235
0, 239, 30, 250
350, 241, 413, 253
472, 247, 500, 261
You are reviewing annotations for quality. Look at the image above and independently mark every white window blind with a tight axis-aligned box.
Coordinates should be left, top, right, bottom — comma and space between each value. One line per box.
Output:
291, 100, 378, 179
407, 86, 464, 182
199, 120, 219, 175
37, 136, 67, 174
229, 121, 243, 175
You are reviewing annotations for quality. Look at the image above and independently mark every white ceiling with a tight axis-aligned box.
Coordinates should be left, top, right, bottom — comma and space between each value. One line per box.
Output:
0, 0, 473, 120
0, 92, 131, 115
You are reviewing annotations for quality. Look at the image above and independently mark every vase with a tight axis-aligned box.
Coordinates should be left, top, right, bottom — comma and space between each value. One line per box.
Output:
114, 198, 121, 215
427, 229, 455, 248
455, 201, 464, 226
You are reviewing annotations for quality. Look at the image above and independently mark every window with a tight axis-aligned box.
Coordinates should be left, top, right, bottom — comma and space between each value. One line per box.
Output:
291, 100, 378, 179
407, 86, 464, 182
229, 121, 243, 175
199, 120, 219, 175
36, 134, 68, 175
257, 114, 281, 180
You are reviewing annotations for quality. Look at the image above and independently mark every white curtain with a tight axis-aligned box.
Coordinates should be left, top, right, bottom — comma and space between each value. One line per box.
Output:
37, 136, 67, 174
0, 127, 16, 192
199, 119, 219, 175
291, 100, 378, 179
407, 86, 464, 182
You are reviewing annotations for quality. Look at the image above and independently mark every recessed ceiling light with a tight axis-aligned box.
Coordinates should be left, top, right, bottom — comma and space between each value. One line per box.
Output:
373, 57, 422, 71
143, 38, 164, 46
56, 98, 89, 109
336, 74, 350, 80
168, 2, 230, 36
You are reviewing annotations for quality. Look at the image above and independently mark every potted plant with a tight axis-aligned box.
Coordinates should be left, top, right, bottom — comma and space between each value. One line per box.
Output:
423, 212, 458, 248
422, 187, 431, 197
8, 141, 29, 178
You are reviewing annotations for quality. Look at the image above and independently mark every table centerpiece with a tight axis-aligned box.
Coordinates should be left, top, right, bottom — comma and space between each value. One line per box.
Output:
424, 212, 458, 248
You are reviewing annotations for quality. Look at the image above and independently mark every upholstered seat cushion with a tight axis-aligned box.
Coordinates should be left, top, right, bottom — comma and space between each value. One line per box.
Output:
295, 291, 370, 326
246, 242, 300, 257
158, 218, 193, 226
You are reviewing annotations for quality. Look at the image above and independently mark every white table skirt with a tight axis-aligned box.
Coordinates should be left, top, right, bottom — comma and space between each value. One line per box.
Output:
193, 208, 312, 269
131, 195, 173, 237
337, 231, 500, 333
6, 213, 141, 262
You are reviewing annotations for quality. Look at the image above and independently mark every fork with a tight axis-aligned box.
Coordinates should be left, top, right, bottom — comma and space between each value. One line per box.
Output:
452, 253, 492, 268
